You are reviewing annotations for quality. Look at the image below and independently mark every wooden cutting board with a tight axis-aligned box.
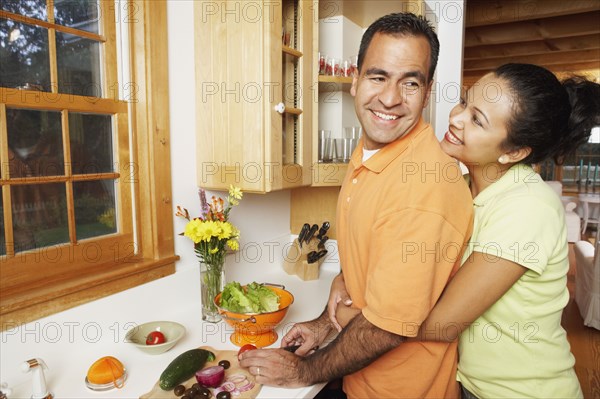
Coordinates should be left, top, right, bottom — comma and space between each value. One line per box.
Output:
140, 346, 261, 399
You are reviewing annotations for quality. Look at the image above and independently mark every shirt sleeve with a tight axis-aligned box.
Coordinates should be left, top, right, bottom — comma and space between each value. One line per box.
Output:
362, 208, 469, 337
470, 194, 563, 275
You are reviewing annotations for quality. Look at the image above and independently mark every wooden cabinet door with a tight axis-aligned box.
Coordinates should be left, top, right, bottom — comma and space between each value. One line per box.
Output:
194, 1, 315, 193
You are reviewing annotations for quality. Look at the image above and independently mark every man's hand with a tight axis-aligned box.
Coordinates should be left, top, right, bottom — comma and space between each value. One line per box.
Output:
239, 348, 306, 388
327, 272, 354, 331
244, 313, 405, 388
280, 316, 334, 357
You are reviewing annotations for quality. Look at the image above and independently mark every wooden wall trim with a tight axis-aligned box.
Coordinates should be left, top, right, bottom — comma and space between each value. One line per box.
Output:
129, 0, 176, 260
0, 259, 176, 331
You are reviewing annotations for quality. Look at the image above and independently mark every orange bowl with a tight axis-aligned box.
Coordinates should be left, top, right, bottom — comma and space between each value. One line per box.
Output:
214, 285, 294, 347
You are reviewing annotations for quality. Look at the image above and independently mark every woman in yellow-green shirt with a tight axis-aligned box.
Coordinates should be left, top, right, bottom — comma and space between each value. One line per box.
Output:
328, 63, 599, 398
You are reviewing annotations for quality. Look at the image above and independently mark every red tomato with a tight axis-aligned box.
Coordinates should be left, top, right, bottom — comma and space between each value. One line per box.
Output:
146, 331, 166, 345
237, 344, 257, 360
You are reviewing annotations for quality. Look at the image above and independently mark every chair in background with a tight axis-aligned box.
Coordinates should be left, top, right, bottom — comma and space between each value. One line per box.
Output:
574, 239, 600, 330
544, 181, 581, 243
578, 193, 600, 236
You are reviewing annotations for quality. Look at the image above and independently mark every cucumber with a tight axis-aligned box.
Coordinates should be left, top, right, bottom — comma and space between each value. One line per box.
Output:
159, 348, 215, 390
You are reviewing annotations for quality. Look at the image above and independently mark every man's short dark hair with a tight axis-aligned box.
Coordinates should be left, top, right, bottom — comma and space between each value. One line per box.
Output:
357, 13, 440, 83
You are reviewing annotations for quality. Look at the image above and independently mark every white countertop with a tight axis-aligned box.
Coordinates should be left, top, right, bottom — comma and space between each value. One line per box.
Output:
0, 237, 339, 399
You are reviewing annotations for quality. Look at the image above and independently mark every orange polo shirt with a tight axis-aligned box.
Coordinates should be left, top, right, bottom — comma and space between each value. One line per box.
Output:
338, 118, 473, 399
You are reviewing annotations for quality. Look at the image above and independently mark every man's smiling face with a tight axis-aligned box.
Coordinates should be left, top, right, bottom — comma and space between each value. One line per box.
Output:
351, 33, 433, 150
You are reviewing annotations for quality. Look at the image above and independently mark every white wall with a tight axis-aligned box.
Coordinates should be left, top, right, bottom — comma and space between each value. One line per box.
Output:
166, 1, 291, 272
423, 0, 465, 140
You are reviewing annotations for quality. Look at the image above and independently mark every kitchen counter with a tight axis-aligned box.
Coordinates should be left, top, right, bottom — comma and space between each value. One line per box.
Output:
0, 237, 339, 399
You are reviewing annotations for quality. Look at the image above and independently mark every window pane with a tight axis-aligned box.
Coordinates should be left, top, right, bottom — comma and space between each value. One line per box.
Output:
6, 108, 64, 177
54, 0, 99, 34
0, 19, 50, 90
560, 131, 600, 192
74, 180, 117, 240
69, 113, 113, 174
0, 193, 5, 256
56, 32, 102, 96
12, 183, 69, 253
1, 0, 47, 20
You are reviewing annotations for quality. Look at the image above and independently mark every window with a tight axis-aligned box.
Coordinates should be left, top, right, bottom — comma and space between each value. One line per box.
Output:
0, 0, 176, 329
539, 126, 600, 193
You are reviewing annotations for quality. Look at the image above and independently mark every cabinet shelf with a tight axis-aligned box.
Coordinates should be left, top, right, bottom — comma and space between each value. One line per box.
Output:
318, 75, 353, 92
285, 106, 303, 116
282, 45, 303, 58
318, 75, 353, 84
312, 163, 349, 187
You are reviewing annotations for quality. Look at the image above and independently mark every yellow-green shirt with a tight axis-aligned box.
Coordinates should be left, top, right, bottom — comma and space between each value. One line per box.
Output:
458, 164, 583, 398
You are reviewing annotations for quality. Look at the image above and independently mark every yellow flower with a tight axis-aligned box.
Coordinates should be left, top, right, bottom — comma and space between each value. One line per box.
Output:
227, 239, 239, 251
209, 246, 219, 254
201, 220, 220, 241
229, 185, 243, 200
218, 222, 233, 240
183, 219, 204, 243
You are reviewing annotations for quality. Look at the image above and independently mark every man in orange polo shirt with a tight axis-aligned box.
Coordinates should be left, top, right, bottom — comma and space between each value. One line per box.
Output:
240, 13, 473, 398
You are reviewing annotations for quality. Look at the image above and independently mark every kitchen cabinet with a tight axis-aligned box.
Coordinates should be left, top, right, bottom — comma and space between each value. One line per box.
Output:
194, 0, 317, 193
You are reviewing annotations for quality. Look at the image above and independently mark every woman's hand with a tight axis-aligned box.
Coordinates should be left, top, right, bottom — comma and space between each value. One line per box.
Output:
327, 273, 353, 332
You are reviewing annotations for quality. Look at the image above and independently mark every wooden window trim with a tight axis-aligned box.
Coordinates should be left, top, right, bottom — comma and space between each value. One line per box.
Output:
0, 0, 177, 330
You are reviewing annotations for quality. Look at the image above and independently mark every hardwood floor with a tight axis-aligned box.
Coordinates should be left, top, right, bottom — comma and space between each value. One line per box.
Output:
564, 244, 600, 399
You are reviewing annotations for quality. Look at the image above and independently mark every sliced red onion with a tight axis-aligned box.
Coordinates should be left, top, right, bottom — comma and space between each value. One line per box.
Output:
237, 381, 255, 392
195, 365, 225, 388
226, 374, 247, 384
232, 388, 241, 396
220, 381, 236, 392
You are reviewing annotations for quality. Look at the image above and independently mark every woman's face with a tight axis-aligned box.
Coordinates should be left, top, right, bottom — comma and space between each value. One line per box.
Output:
440, 74, 515, 167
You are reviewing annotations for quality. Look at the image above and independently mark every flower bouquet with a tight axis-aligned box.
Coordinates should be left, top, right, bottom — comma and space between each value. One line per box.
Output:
176, 185, 243, 322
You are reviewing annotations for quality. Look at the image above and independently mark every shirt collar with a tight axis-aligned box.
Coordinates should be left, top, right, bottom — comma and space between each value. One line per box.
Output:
350, 117, 428, 173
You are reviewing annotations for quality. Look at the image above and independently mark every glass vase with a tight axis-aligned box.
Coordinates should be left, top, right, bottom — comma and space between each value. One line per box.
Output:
199, 258, 226, 323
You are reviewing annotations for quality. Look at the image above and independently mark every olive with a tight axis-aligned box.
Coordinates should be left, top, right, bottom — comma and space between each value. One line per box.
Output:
174, 385, 186, 396
216, 391, 231, 399
192, 383, 201, 390
218, 359, 231, 370
181, 395, 191, 399
197, 387, 211, 398
185, 388, 197, 396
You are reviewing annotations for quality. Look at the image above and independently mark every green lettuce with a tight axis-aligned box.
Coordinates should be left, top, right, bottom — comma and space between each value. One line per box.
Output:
219, 281, 280, 313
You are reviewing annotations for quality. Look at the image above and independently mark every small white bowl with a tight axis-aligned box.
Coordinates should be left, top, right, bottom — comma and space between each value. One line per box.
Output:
125, 321, 186, 355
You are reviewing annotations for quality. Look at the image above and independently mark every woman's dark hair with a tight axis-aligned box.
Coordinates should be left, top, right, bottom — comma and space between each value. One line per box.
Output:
494, 63, 600, 165
357, 12, 440, 83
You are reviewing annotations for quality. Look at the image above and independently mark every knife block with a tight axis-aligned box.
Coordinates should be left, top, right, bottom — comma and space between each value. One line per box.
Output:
283, 238, 324, 281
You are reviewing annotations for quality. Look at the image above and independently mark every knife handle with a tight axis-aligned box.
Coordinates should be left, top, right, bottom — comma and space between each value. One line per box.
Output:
305, 224, 319, 244
317, 235, 328, 248
298, 223, 310, 246
316, 221, 330, 240
283, 345, 301, 353
316, 249, 328, 261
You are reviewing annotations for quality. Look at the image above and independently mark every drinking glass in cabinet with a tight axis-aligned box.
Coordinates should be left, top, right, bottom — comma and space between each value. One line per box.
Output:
318, 130, 332, 163
335, 138, 356, 163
